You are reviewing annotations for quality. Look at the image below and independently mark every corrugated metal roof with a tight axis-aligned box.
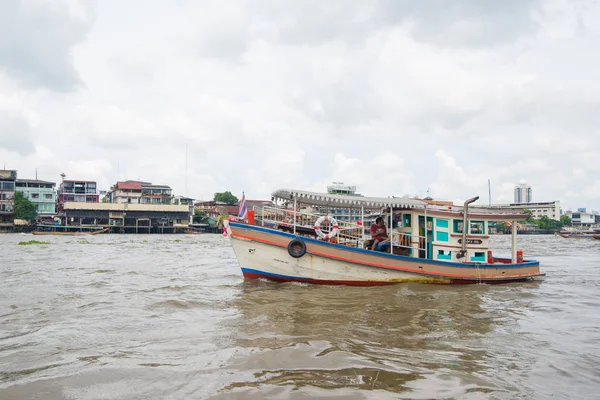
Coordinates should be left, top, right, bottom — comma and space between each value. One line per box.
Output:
271, 188, 427, 209
64, 203, 189, 212
117, 181, 142, 190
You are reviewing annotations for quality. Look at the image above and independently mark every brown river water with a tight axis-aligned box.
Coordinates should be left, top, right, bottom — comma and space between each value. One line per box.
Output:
1, 233, 599, 399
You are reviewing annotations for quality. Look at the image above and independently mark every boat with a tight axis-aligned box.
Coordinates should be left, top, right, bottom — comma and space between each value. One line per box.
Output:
593, 234, 600, 240
558, 228, 599, 239
32, 228, 109, 236
223, 189, 544, 286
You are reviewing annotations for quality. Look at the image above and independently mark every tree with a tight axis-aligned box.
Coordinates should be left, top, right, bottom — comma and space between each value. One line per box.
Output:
193, 210, 209, 223
13, 191, 37, 222
560, 214, 572, 227
213, 191, 239, 205
523, 209, 534, 223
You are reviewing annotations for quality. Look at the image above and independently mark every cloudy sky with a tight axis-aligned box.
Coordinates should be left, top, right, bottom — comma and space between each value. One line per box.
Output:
1, 0, 599, 211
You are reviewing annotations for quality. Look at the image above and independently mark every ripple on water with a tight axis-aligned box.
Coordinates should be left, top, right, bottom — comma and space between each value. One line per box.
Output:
147, 299, 213, 310
1, 234, 600, 399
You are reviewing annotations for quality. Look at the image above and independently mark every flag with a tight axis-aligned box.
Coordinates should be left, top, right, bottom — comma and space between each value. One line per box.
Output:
238, 192, 247, 219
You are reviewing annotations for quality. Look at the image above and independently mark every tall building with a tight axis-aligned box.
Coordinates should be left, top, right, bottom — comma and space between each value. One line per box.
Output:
514, 181, 532, 204
15, 179, 56, 215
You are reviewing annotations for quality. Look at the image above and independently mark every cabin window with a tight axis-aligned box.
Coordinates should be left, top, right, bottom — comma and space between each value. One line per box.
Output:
470, 221, 485, 234
437, 249, 452, 260
435, 219, 449, 229
403, 214, 412, 228
436, 231, 449, 242
471, 252, 486, 262
453, 220, 464, 233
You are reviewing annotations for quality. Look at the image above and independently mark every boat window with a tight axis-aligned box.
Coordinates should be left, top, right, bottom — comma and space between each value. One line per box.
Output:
453, 220, 463, 233
437, 249, 452, 260
403, 214, 411, 228
470, 221, 485, 234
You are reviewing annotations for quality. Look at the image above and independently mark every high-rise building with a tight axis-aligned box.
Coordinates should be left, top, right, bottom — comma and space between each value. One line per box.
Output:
514, 181, 532, 204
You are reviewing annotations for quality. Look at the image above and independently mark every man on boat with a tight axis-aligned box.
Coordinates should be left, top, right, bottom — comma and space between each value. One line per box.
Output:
370, 217, 389, 250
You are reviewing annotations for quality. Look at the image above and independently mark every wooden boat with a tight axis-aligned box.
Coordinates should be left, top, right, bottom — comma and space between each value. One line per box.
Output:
224, 189, 544, 286
593, 234, 600, 240
559, 229, 598, 239
32, 228, 109, 236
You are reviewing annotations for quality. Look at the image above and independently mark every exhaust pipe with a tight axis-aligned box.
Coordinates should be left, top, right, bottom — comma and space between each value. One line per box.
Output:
457, 196, 479, 259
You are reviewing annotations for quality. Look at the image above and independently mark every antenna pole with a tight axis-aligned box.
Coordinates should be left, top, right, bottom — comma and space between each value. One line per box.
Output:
488, 179, 491, 206
185, 143, 188, 197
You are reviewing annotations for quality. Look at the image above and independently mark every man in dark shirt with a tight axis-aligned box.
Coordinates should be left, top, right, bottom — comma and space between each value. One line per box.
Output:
370, 217, 389, 250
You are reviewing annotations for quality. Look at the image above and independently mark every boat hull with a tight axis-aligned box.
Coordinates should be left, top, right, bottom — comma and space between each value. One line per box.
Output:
227, 222, 543, 286
32, 228, 108, 236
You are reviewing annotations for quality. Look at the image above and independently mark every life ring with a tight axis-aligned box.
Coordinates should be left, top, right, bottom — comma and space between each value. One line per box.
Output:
287, 239, 307, 258
314, 215, 339, 240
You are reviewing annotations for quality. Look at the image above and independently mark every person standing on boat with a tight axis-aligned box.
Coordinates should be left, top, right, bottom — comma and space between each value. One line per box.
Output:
370, 217, 389, 250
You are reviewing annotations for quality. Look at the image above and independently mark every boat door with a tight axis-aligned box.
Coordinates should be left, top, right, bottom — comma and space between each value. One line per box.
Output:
418, 215, 434, 259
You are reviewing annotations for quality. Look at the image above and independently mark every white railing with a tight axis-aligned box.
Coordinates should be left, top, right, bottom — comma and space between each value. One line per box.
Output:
252, 205, 364, 246
249, 206, 430, 257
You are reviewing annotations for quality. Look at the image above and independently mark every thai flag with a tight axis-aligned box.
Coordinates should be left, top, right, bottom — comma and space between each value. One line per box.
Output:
238, 192, 247, 219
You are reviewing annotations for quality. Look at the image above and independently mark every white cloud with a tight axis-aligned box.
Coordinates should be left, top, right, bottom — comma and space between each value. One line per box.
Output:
0, 0, 599, 211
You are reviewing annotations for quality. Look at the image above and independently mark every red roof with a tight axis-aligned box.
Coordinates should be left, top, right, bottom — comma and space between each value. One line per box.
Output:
116, 181, 142, 190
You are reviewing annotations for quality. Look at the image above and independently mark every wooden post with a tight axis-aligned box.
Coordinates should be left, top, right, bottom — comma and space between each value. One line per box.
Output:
410, 212, 419, 257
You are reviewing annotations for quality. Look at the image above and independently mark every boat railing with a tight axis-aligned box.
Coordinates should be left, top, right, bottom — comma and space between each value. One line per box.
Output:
250, 206, 428, 255
252, 205, 364, 246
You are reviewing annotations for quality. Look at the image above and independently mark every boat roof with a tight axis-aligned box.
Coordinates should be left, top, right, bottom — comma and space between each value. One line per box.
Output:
271, 188, 529, 220
272, 188, 427, 210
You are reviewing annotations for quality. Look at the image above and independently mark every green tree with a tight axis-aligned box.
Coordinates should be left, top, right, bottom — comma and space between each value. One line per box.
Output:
523, 209, 534, 223
193, 210, 209, 223
13, 191, 37, 221
213, 191, 239, 205
560, 214, 572, 227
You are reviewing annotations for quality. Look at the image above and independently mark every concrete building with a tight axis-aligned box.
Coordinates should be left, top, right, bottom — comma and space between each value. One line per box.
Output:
0, 170, 17, 229
472, 201, 561, 221
58, 179, 99, 212
514, 181, 532, 204
111, 181, 143, 204
565, 210, 596, 226
110, 181, 173, 205
15, 179, 56, 215
324, 183, 364, 222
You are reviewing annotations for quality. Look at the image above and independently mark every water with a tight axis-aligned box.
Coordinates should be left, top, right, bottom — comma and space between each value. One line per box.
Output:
1, 234, 599, 399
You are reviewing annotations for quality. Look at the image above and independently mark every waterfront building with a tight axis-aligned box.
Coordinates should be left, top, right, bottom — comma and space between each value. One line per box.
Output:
63, 203, 190, 233
58, 179, 99, 212
15, 179, 56, 215
564, 210, 596, 226
472, 201, 561, 221
173, 196, 195, 223
110, 181, 143, 204
109, 180, 174, 205
0, 170, 17, 229
514, 181, 532, 204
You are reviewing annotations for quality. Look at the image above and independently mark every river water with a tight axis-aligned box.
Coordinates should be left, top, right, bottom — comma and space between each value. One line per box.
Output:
0, 233, 599, 399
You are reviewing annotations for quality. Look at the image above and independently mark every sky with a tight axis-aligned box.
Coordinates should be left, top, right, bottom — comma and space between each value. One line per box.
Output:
1, 0, 599, 211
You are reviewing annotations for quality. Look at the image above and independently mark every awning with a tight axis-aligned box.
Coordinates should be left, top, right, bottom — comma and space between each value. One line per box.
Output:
271, 188, 427, 210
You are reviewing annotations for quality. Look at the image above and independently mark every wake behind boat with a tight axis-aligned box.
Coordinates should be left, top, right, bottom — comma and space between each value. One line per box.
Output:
224, 189, 544, 286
